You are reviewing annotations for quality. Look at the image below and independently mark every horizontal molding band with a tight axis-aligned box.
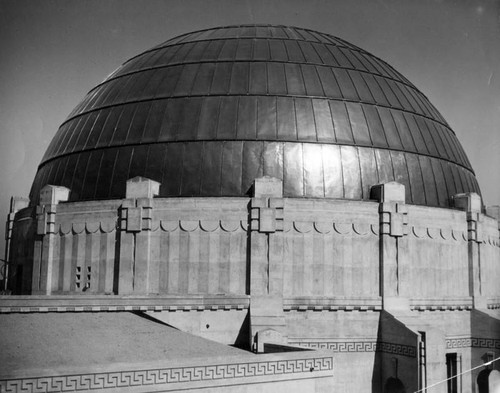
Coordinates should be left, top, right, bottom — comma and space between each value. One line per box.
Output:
0, 354, 334, 393
0, 295, 250, 314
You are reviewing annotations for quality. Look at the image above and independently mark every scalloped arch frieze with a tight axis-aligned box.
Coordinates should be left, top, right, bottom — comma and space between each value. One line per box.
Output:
294, 221, 313, 233
199, 220, 219, 232
411, 226, 467, 242
314, 222, 331, 234
158, 219, 247, 233
72, 223, 86, 234
179, 220, 198, 232
288, 221, 378, 236
57, 220, 117, 235
85, 222, 100, 233
353, 222, 370, 236
151, 220, 161, 232
160, 220, 179, 232
333, 223, 351, 235
100, 220, 116, 233
220, 220, 240, 232
482, 235, 500, 247
427, 227, 440, 239
58, 222, 72, 235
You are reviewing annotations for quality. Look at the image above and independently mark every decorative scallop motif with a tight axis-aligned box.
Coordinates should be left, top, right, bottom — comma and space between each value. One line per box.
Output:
160, 220, 179, 232
334, 223, 352, 235
72, 223, 85, 234
353, 223, 370, 236
294, 221, 313, 233
59, 222, 73, 235
85, 222, 100, 234
220, 220, 240, 232
100, 220, 116, 233
179, 220, 199, 232
412, 226, 427, 238
314, 222, 332, 234
370, 224, 379, 236
199, 220, 219, 232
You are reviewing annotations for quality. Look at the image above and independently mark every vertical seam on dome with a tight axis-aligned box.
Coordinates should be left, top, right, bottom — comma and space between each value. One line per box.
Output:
401, 152, 413, 205
326, 99, 338, 144
342, 102, 356, 145
309, 98, 319, 143
218, 141, 224, 196
125, 147, 135, 190
273, 96, 278, 140
370, 73, 392, 108
300, 142, 306, 197
292, 98, 299, 141
427, 156, 439, 206
416, 156, 428, 205
234, 96, 241, 139
312, 65, 326, 97
178, 143, 186, 195
68, 154, 82, 197
373, 107, 390, 148
198, 142, 206, 195
213, 97, 223, 140
371, 148, 381, 191
407, 113, 431, 156
123, 105, 140, 146
139, 102, 154, 144
355, 146, 365, 200
338, 145, 345, 198
72, 113, 95, 154
397, 105, 418, 152
93, 110, 113, 149
159, 144, 169, 196
359, 103, 374, 147
320, 145, 326, 198
108, 107, 126, 149
436, 159, 451, 206
81, 112, 102, 151
386, 109, 405, 149
309, 40, 326, 66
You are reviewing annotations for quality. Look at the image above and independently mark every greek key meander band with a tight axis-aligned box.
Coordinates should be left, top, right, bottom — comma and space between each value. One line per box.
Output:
288, 340, 417, 358
290, 337, 500, 356
0, 356, 333, 393
446, 337, 500, 350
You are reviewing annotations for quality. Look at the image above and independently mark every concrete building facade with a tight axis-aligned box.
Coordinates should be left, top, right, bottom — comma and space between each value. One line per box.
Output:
1, 25, 499, 393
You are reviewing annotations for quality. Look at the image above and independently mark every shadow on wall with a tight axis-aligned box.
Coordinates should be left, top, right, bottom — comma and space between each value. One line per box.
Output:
372, 311, 418, 393
477, 369, 500, 393
384, 377, 406, 393
472, 310, 500, 393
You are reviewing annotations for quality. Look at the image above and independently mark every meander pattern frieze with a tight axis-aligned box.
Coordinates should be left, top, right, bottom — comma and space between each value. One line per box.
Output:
446, 337, 500, 350
288, 340, 417, 358
0, 356, 333, 393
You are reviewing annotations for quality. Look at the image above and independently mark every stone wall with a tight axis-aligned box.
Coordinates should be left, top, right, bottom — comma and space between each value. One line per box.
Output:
3, 178, 500, 392
6, 179, 500, 310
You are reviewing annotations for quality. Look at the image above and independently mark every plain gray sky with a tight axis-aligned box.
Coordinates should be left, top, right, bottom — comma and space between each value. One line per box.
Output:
0, 0, 499, 259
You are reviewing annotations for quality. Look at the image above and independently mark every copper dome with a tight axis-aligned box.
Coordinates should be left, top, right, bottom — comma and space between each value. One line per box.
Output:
31, 24, 480, 207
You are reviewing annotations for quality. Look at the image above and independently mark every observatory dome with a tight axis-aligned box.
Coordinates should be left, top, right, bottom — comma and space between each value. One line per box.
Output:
31, 25, 480, 207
